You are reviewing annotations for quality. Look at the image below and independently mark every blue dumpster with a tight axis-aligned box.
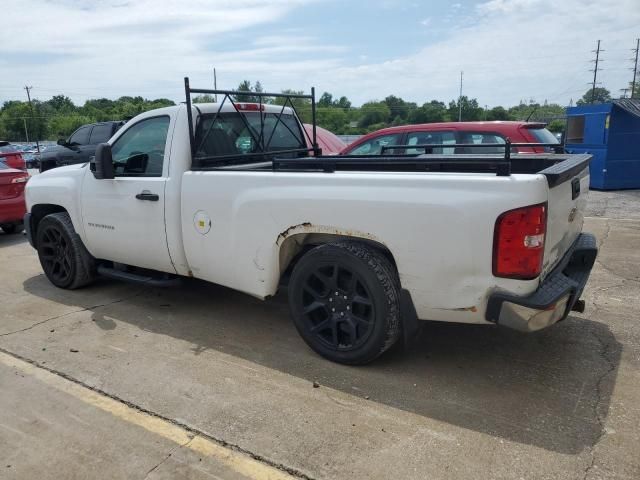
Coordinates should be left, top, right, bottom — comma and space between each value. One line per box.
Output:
565, 99, 640, 190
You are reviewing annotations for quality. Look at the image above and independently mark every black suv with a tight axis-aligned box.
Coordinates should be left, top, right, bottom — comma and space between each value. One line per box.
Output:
39, 121, 125, 172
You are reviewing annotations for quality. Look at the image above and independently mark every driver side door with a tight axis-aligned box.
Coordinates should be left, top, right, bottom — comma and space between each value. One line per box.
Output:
80, 115, 175, 273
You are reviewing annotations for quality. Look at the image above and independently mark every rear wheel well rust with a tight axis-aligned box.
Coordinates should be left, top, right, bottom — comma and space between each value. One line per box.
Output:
278, 232, 399, 283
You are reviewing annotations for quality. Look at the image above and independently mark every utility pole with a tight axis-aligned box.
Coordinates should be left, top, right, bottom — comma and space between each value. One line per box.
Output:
631, 38, 639, 98
590, 40, 603, 104
213, 67, 218, 102
458, 71, 463, 122
22, 118, 29, 143
23, 86, 40, 153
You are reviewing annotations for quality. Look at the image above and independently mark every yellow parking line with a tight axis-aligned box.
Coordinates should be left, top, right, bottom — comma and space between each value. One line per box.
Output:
0, 351, 295, 480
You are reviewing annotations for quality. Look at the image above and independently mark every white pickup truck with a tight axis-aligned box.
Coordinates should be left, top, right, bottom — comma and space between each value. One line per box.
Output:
24, 80, 597, 364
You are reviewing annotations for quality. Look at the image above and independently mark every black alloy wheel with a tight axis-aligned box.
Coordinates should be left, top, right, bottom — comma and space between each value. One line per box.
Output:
288, 242, 401, 365
39, 224, 73, 286
36, 212, 96, 289
299, 263, 375, 351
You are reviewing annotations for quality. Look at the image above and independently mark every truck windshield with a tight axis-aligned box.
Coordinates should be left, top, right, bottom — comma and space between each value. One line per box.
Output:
194, 112, 306, 166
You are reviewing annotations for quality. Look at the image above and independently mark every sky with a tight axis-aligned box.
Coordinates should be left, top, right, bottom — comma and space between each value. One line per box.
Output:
1, 0, 639, 108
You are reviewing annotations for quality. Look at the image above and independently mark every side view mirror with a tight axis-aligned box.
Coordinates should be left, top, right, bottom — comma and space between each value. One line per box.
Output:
90, 143, 115, 180
57, 138, 67, 146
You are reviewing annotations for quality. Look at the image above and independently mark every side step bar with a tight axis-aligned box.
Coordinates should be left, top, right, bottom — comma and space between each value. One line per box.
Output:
97, 265, 182, 287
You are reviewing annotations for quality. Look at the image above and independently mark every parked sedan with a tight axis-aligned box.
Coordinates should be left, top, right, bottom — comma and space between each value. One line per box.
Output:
340, 121, 560, 156
0, 162, 29, 234
0, 141, 26, 170
303, 124, 346, 154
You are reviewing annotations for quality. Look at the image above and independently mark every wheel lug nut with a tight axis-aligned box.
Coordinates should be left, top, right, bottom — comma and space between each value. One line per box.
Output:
343, 295, 347, 299
329, 298, 332, 302
335, 292, 339, 296
340, 312, 344, 316
346, 306, 350, 310
332, 308, 335, 312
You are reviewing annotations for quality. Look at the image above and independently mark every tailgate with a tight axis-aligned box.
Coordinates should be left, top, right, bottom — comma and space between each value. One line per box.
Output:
540, 154, 591, 278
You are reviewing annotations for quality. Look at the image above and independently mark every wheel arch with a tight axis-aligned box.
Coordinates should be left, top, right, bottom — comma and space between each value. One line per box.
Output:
276, 225, 399, 284
29, 204, 69, 245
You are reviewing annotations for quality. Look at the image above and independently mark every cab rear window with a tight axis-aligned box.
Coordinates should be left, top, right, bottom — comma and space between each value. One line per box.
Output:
194, 112, 306, 167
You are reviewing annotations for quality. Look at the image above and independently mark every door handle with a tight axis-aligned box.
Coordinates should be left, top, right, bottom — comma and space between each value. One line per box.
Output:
135, 191, 159, 201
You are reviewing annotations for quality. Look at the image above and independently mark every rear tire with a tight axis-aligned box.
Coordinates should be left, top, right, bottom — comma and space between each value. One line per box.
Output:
36, 212, 97, 289
1, 223, 19, 234
288, 241, 401, 365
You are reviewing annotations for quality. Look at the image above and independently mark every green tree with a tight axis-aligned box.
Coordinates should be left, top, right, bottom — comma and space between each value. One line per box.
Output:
448, 96, 483, 121
318, 92, 333, 108
233, 80, 265, 102
0, 100, 47, 142
546, 119, 565, 133
358, 101, 390, 128
317, 108, 347, 133
408, 100, 448, 123
192, 94, 215, 103
383, 95, 411, 120
49, 115, 94, 139
45, 95, 76, 113
274, 89, 312, 122
576, 87, 611, 105
333, 96, 351, 110
486, 106, 511, 121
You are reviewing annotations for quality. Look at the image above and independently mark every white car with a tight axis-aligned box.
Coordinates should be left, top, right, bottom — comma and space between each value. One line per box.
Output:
23, 81, 597, 364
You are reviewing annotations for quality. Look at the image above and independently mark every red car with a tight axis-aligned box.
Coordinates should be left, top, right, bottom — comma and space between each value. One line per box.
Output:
340, 121, 559, 155
0, 162, 29, 234
304, 124, 346, 154
0, 141, 26, 170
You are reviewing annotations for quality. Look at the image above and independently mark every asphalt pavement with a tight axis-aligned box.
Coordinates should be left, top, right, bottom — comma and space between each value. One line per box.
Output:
0, 189, 639, 480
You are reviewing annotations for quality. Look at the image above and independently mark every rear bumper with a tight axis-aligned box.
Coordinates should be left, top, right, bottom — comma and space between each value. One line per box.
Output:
486, 233, 598, 332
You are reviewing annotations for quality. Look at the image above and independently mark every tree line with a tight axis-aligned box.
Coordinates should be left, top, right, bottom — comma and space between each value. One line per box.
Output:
0, 82, 621, 142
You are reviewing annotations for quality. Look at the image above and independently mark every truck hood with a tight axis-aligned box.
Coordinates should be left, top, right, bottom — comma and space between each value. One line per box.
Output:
38, 163, 88, 177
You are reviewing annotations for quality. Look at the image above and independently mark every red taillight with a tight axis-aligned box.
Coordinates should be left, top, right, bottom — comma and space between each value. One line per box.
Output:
235, 103, 263, 111
493, 203, 546, 279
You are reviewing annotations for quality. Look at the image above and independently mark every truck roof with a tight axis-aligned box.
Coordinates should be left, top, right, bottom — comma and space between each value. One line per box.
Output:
191, 103, 295, 116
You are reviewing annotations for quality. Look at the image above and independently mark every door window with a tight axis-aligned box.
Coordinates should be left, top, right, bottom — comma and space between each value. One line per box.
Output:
346, 133, 402, 155
406, 131, 456, 154
68, 126, 91, 146
457, 132, 506, 154
89, 124, 114, 144
111, 116, 170, 177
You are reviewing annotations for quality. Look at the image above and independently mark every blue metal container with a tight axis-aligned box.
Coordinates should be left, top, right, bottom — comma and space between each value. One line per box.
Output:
565, 100, 640, 190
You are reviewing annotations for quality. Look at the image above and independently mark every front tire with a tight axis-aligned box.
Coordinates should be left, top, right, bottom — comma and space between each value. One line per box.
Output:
288, 241, 401, 365
36, 212, 96, 289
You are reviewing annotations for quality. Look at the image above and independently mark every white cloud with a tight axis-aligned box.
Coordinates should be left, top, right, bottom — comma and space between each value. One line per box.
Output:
313, 0, 640, 106
1, 0, 639, 108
